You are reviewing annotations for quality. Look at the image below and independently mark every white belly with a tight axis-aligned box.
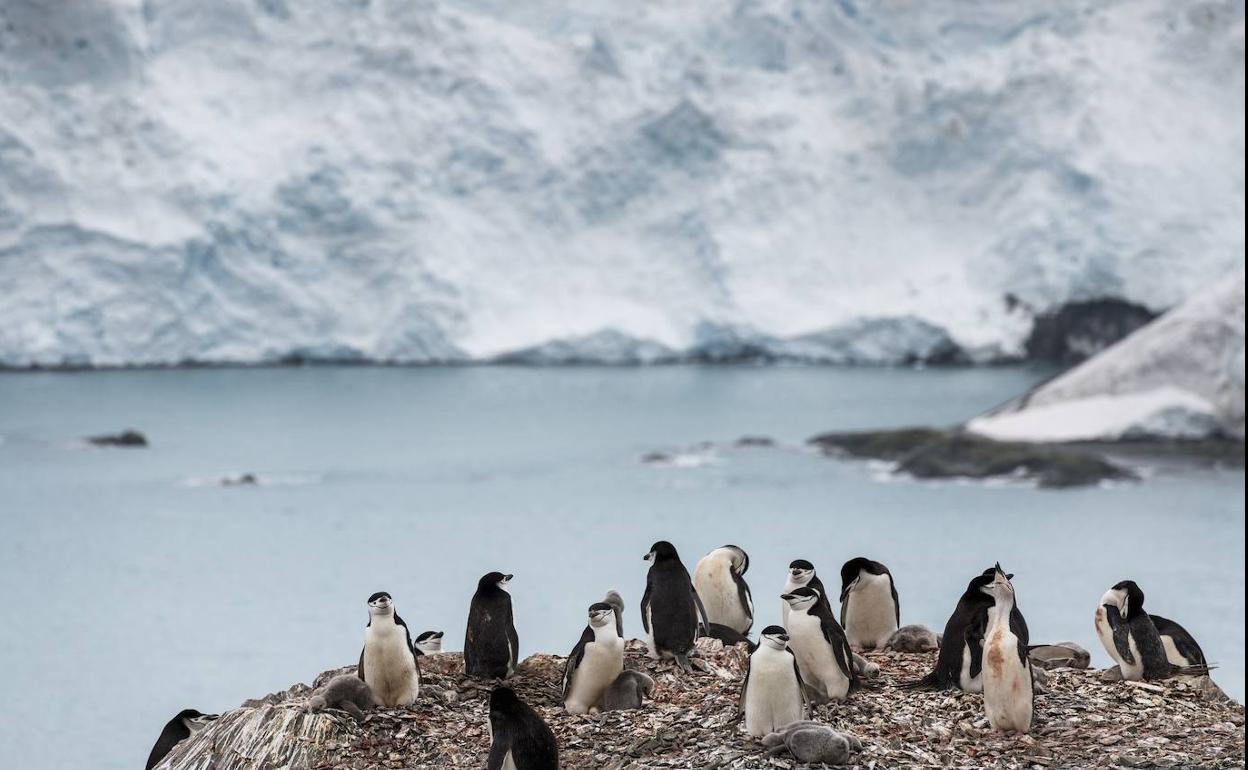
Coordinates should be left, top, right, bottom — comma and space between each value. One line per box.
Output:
1094, 605, 1121, 667
744, 649, 804, 737
843, 573, 897, 650
693, 561, 748, 633
363, 624, 419, 706
982, 625, 1033, 733
959, 641, 983, 693
787, 613, 850, 702
565, 638, 624, 714
1160, 635, 1190, 667
501, 749, 517, 770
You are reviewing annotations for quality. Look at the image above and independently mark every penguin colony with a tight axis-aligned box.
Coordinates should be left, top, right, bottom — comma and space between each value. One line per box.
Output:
148, 544, 1214, 770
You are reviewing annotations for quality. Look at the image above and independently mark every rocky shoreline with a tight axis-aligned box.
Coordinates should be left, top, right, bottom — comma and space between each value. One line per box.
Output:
155, 639, 1244, 770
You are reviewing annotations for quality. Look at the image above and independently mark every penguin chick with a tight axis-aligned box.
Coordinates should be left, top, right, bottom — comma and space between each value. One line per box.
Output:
762, 721, 862, 764
603, 590, 625, 638
305, 675, 382, 723
883, 624, 941, 652
602, 670, 656, 711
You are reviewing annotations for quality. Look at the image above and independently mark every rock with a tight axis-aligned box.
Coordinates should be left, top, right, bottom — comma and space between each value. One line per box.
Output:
884, 625, 941, 652
1101, 665, 1125, 682
1024, 298, 1158, 365
733, 436, 776, 448
220, 473, 258, 487
85, 429, 148, 447
1029, 642, 1092, 670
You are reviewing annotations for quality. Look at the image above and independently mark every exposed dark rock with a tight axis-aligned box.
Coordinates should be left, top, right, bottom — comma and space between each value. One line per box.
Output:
220, 473, 258, 487
809, 428, 1136, 489
1025, 298, 1158, 364
86, 429, 148, 447
734, 436, 776, 448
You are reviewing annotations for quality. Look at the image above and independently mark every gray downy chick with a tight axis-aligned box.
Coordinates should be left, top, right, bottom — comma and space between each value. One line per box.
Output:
602, 669, 655, 711
305, 674, 383, 723
883, 624, 941, 652
603, 590, 625, 638
762, 721, 863, 765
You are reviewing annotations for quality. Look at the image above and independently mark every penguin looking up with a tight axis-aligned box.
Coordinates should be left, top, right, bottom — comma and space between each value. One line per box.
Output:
781, 587, 856, 702
145, 709, 218, 770
1095, 580, 1211, 681
838, 557, 900, 650
413, 630, 444, 656
693, 545, 754, 635
781, 560, 832, 629
358, 591, 421, 707
641, 541, 709, 673
466, 572, 519, 679
487, 686, 560, 770
562, 602, 625, 714
741, 625, 807, 737
977, 564, 1033, 733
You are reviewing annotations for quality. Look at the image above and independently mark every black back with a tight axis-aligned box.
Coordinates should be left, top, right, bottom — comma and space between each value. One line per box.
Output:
145, 709, 209, 770
803, 588, 858, 689
838, 557, 900, 627
466, 572, 517, 679
487, 687, 559, 770
641, 541, 706, 656
1104, 581, 1171, 679
1151, 614, 1207, 667
916, 566, 1029, 689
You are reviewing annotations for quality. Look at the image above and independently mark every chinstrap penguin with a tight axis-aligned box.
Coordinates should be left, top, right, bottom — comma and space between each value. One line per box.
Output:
741, 625, 807, 738
1095, 580, 1211, 681
780, 587, 856, 702
358, 591, 421, 706
145, 709, 218, 770
466, 572, 519, 680
487, 686, 559, 770
641, 541, 709, 673
693, 545, 754, 635
562, 602, 625, 714
603, 670, 656, 711
781, 560, 832, 629
978, 564, 1033, 733
839, 557, 900, 650
305, 674, 382, 723
1151, 615, 1207, 668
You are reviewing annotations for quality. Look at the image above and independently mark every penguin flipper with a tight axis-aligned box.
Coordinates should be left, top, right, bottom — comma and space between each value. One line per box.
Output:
640, 584, 652, 635
563, 627, 593, 698
692, 585, 711, 637
738, 654, 750, 712
485, 737, 509, 770
889, 573, 901, 629
357, 648, 366, 681
1104, 606, 1136, 665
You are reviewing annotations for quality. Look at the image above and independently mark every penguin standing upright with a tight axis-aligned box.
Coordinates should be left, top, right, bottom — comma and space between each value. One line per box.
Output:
487, 686, 559, 770
693, 545, 754, 635
145, 710, 218, 770
741, 625, 808, 738
641, 541, 708, 673
1095, 580, 1210, 681
781, 587, 856, 702
358, 591, 422, 706
466, 572, 519, 679
781, 560, 832, 629
977, 564, 1033, 733
907, 566, 1028, 692
838, 557, 900, 650
563, 603, 625, 714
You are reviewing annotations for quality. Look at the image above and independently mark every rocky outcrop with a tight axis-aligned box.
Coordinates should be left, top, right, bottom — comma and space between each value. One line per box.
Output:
1023, 298, 1158, 364
85, 429, 148, 447
155, 639, 1243, 770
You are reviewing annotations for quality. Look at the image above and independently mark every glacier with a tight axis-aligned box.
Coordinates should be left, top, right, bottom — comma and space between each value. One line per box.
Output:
0, 0, 1243, 367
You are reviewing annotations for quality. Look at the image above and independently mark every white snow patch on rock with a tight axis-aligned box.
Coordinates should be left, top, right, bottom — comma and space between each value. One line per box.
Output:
968, 387, 1223, 443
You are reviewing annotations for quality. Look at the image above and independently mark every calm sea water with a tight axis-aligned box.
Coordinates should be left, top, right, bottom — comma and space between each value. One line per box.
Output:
0, 366, 1243, 770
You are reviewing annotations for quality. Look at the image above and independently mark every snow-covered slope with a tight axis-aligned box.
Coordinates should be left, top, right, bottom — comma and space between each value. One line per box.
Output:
0, 0, 1243, 367
969, 272, 1246, 441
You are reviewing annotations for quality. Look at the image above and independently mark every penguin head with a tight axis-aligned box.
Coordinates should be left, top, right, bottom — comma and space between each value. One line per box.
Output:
367, 591, 394, 615
760, 625, 790, 650
839, 557, 882, 592
719, 545, 750, 575
978, 563, 1016, 602
414, 631, 444, 655
788, 559, 816, 584
587, 602, 616, 628
1104, 580, 1143, 618
177, 710, 218, 734
488, 686, 522, 717
780, 586, 820, 612
645, 541, 679, 563
479, 572, 513, 592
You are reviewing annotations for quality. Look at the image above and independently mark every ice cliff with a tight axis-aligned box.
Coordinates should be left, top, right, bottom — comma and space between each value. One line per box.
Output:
0, 0, 1243, 367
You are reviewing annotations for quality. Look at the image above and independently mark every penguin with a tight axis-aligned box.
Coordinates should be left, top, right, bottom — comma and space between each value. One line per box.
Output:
305, 674, 382, 723
641, 541, 709, 673
1151, 615, 1207, 668
358, 591, 421, 706
693, 545, 754, 635
838, 557, 900, 650
906, 566, 1029, 692
603, 670, 656, 711
145, 709, 218, 770
413, 630, 444, 656
1094, 580, 1210, 681
562, 602, 625, 714
487, 686, 559, 770
603, 590, 625, 639
762, 721, 863, 765
781, 560, 832, 629
977, 564, 1033, 733
780, 587, 856, 702
741, 625, 808, 737
466, 572, 519, 680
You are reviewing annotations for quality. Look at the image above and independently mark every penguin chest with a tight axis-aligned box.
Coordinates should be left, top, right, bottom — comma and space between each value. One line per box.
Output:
567, 639, 624, 713
363, 626, 418, 706
744, 650, 804, 737
982, 625, 1032, 733
843, 574, 897, 649
787, 615, 848, 700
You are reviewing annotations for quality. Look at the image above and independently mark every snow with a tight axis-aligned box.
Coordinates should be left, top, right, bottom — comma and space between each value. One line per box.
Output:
969, 273, 1246, 441
0, 0, 1243, 367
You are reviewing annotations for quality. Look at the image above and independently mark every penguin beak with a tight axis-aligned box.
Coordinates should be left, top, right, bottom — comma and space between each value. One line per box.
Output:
779, 593, 795, 602
643, 552, 654, 562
